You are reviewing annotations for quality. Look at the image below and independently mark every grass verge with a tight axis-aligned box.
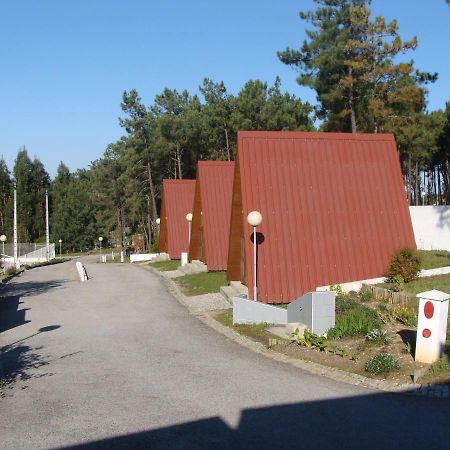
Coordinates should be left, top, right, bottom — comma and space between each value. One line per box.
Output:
214, 309, 272, 343
419, 250, 450, 270
174, 271, 227, 296
149, 260, 180, 271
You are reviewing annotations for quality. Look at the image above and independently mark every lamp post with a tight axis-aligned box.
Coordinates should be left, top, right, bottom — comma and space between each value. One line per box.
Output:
247, 211, 262, 302
98, 236, 103, 251
0, 234, 6, 268
45, 190, 50, 261
156, 217, 160, 238
186, 213, 193, 247
58, 239, 62, 258
13, 182, 18, 269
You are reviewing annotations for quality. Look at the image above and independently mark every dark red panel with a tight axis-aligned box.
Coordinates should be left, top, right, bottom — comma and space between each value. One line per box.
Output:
190, 162, 234, 271
159, 179, 195, 260
229, 131, 416, 303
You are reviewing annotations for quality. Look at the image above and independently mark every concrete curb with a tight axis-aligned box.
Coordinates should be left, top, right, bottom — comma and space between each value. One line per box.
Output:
141, 264, 449, 399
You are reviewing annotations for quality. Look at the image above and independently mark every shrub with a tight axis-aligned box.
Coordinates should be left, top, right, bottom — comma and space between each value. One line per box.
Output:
365, 328, 390, 346
358, 289, 374, 302
365, 352, 400, 374
4, 266, 17, 276
328, 297, 382, 340
386, 247, 421, 283
394, 306, 417, 327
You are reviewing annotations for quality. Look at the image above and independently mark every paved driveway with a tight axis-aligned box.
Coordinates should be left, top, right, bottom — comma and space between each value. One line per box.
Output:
0, 259, 449, 449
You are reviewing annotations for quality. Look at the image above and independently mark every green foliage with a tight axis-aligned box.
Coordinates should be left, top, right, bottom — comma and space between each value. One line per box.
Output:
290, 329, 348, 357
393, 306, 417, 327
387, 247, 421, 283
365, 352, 401, 375
328, 296, 382, 339
358, 289, 374, 302
365, 329, 390, 347
329, 284, 344, 296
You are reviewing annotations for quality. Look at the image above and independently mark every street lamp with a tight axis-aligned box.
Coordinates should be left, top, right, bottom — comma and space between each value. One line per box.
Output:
98, 236, 103, 251
58, 239, 62, 258
186, 213, 193, 246
247, 211, 262, 302
0, 234, 6, 268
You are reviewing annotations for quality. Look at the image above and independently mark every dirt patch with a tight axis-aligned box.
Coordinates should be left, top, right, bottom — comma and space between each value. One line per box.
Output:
213, 309, 449, 385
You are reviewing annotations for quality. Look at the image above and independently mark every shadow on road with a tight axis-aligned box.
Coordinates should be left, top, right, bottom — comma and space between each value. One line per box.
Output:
0, 279, 66, 333
57, 391, 450, 449
0, 344, 50, 395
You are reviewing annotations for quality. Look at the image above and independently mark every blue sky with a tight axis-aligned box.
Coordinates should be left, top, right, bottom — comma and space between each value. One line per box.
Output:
0, 0, 449, 177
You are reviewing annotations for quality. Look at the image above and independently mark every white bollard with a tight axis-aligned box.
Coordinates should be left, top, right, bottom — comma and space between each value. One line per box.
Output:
76, 261, 88, 282
120, 251, 124, 263
181, 252, 188, 266
112, 251, 115, 261
415, 289, 450, 364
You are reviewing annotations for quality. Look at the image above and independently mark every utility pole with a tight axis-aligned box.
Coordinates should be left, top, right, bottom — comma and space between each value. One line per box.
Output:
45, 190, 50, 261
13, 182, 18, 269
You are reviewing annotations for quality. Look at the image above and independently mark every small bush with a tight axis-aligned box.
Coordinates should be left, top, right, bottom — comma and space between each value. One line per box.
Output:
387, 247, 421, 283
394, 306, 417, 327
4, 266, 17, 276
358, 289, 374, 302
365, 329, 390, 346
365, 352, 400, 374
328, 298, 382, 340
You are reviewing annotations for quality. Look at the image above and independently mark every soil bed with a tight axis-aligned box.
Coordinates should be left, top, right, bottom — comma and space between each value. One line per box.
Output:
213, 307, 450, 385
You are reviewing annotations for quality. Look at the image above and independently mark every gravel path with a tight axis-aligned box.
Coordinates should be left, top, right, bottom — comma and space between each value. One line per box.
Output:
0, 259, 449, 449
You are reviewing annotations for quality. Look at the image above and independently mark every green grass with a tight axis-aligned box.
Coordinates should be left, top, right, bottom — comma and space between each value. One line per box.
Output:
419, 250, 450, 270
214, 310, 271, 340
174, 271, 227, 296
384, 274, 450, 298
149, 260, 180, 271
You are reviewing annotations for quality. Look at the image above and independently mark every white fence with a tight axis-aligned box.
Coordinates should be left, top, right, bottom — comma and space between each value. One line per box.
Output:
2, 243, 56, 268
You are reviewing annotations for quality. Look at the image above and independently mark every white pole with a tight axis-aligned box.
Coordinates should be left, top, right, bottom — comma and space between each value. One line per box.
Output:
253, 225, 257, 302
45, 190, 50, 261
13, 183, 18, 269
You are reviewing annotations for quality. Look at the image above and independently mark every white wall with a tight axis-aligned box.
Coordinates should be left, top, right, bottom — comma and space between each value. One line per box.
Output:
410, 206, 450, 251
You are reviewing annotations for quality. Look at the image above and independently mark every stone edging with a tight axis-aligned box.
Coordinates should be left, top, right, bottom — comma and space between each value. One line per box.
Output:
140, 263, 449, 399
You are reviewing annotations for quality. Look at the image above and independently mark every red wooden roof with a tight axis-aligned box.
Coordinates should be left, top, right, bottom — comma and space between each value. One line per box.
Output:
158, 179, 195, 259
189, 161, 235, 270
227, 131, 416, 303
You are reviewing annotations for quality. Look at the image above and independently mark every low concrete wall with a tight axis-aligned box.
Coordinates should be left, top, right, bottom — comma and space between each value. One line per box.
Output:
410, 206, 450, 251
130, 253, 158, 263
233, 295, 287, 325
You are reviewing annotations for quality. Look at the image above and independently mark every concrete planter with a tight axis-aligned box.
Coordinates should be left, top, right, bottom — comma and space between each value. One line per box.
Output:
233, 295, 287, 325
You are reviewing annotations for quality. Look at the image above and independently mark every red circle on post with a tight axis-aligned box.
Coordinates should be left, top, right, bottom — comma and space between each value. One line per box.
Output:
424, 301, 434, 319
422, 328, 431, 338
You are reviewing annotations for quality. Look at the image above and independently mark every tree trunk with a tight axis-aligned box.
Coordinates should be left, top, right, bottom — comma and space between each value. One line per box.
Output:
176, 144, 182, 179
348, 67, 357, 133
224, 127, 231, 161
407, 153, 413, 205
415, 162, 419, 206
146, 159, 157, 224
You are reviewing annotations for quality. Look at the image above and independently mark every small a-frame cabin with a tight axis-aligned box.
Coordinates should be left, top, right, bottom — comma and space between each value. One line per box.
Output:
158, 179, 196, 260
227, 131, 416, 303
188, 161, 235, 270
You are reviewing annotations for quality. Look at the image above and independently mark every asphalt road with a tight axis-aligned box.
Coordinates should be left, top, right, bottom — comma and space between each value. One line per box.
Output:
0, 258, 449, 450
